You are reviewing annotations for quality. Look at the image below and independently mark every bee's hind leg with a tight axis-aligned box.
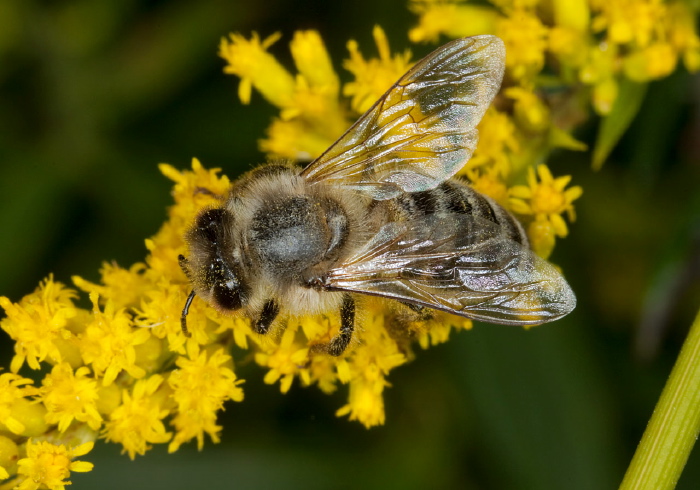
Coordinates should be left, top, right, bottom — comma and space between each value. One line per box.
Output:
326, 294, 355, 356
400, 301, 435, 321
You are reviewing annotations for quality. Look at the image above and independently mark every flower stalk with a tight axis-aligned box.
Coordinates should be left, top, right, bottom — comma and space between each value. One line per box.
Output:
620, 308, 700, 490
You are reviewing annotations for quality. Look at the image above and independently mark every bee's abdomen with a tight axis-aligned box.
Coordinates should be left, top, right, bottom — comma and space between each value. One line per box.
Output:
391, 179, 528, 247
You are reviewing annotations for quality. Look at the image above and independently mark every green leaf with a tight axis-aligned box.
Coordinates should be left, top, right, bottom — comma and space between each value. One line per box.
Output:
592, 80, 648, 170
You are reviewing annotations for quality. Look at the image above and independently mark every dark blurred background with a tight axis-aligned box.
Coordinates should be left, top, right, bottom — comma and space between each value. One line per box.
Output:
1, 1, 699, 489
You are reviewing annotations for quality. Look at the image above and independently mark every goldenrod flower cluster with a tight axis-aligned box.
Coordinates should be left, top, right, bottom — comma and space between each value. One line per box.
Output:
410, 0, 699, 113
1, 0, 697, 487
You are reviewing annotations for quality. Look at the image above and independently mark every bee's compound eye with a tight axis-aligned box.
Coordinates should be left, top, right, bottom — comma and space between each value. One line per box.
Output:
196, 208, 228, 244
206, 257, 244, 311
212, 280, 243, 311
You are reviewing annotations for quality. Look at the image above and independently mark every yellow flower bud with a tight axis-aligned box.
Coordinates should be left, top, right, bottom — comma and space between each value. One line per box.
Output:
528, 216, 557, 259
624, 43, 677, 81
9, 398, 48, 437
0, 436, 19, 476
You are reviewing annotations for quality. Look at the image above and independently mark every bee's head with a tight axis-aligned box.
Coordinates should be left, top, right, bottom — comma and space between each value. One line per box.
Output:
179, 207, 248, 336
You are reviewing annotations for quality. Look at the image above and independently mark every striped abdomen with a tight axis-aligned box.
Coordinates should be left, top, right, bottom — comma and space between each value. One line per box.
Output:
387, 179, 528, 247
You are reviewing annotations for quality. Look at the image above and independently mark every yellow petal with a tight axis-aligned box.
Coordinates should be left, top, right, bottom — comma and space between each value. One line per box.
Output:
290, 30, 338, 92
509, 198, 533, 215
565, 185, 583, 202
509, 185, 532, 199
69, 461, 94, 473
238, 78, 252, 105
550, 213, 569, 237
536, 164, 554, 183
263, 369, 281, 385
553, 175, 572, 191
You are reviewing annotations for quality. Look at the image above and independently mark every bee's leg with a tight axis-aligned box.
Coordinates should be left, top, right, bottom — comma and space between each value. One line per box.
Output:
193, 187, 225, 200
254, 299, 279, 334
403, 302, 425, 314
327, 294, 355, 356
178, 254, 190, 276
400, 301, 434, 321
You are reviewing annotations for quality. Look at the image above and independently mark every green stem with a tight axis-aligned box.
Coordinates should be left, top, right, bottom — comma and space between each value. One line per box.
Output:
620, 307, 700, 490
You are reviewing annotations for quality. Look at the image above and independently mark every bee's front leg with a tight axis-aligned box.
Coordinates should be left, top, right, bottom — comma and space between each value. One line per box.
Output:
193, 186, 225, 199
254, 299, 279, 334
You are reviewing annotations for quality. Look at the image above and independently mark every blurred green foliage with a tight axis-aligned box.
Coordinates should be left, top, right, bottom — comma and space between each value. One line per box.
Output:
0, 1, 698, 489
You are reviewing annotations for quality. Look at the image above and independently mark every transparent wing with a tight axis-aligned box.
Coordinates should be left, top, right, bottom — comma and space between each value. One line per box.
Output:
325, 215, 576, 325
300, 35, 505, 200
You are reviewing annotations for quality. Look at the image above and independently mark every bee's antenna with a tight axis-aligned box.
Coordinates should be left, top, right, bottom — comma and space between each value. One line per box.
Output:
181, 290, 196, 338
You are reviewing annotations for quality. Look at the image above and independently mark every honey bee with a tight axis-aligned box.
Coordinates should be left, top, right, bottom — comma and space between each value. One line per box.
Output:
178, 35, 576, 355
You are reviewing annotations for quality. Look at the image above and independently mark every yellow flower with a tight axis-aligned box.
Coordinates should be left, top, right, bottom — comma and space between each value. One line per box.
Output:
579, 42, 619, 115
548, 26, 590, 67
259, 117, 336, 160
40, 363, 102, 433
214, 314, 253, 351
78, 293, 151, 386
167, 344, 244, 452
219, 32, 294, 107
505, 86, 550, 133
509, 164, 583, 257
336, 375, 388, 428
591, 0, 664, 48
15, 439, 93, 490
301, 313, 348, 345
408, 0, 499, 42
302, 354, 340, 395
134, 284, 190, 355
284, 30, 343, 125
343, 25, 413, 114
465, 166, 510, 208
220, 31, 349, 161
491, 0, 541, 10
277, 31, 350, 150
255, 325, 310, 394
527, 215, 558, 259
495, 9, 549, 82
623, 43, 677, 81
0, 277, 79, 373
667, 1, 700, 72
413, 312, 473, 349
103, 376, 171, 459
72, 263, 149, 311
509, 165, 579, 221
467, 108, 519, 177
551, 0, 590, 32
290, 30, 339, 94
158, 159, 231, 233
336, 312, 406, 428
